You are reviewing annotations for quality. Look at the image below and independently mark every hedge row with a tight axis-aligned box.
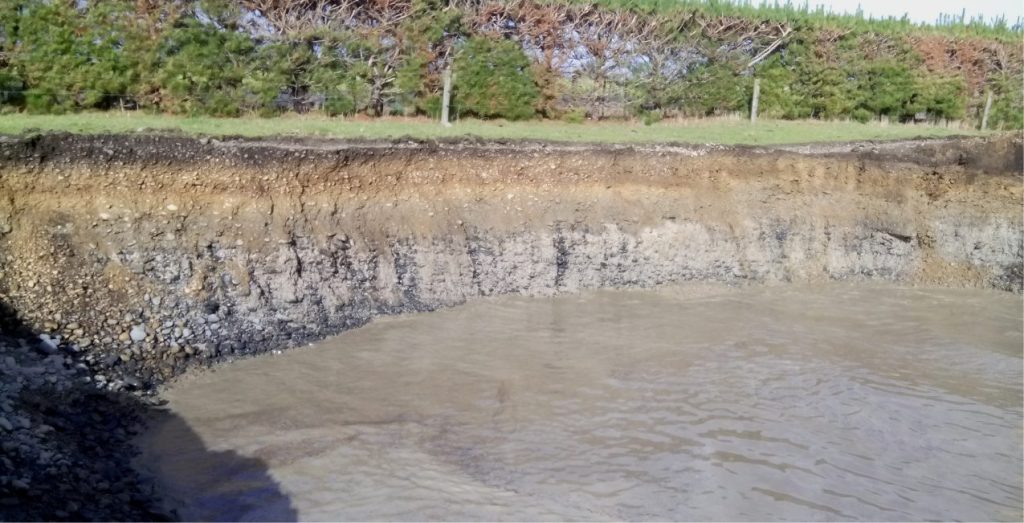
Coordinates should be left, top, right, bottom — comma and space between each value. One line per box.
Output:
0, 0, 1020, 128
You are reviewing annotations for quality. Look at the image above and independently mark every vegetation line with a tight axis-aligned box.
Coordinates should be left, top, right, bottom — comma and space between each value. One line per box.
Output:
0, 113, 986, 145
0, 1, 1020, 129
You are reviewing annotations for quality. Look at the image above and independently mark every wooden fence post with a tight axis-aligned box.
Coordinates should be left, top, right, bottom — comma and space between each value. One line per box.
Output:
441, 67, 453, 127
750, 79, 760, 124
981, 90, 993, 131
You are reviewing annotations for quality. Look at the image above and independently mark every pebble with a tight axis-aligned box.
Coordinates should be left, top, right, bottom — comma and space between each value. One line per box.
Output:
101, 353, 119, 367
37, 336, 59, 355
0, 416, 12, 431
129, 325, 147, 342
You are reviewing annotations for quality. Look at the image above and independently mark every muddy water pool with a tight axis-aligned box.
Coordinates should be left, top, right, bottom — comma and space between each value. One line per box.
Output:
138, 284, 1023, 521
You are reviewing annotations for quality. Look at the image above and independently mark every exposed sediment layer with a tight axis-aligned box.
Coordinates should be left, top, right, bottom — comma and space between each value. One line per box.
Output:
0, 134, 1020, 392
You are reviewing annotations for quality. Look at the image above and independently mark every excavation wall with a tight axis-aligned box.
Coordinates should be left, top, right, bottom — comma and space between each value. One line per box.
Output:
0, 134, 1020, 390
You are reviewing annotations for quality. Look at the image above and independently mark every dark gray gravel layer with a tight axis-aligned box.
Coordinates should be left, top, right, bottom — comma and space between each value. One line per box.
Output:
0, 306, 171, 521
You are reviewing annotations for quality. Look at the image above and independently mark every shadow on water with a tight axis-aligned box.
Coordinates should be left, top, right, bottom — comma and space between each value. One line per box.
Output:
0, 298, 297, 522
137, 410, 299, 522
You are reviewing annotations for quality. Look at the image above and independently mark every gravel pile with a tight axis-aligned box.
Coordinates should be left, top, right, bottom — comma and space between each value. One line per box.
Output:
0, 309, 170, 521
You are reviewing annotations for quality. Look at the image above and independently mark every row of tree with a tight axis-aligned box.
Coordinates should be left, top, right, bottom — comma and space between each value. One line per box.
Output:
0, 0, 1020, 128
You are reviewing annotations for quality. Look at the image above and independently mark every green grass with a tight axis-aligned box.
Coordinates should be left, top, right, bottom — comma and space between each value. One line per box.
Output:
0, 113, 987, 145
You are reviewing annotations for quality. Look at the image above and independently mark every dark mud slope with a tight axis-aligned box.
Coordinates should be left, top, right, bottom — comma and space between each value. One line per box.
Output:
0, 134, 1020, 393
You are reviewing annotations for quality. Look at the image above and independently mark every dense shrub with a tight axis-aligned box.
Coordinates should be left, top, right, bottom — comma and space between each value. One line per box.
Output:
986, 74, 1024, 130
755, 58, 812, 120
800, 64, 858, 119
0, 70, 24, 108
0, 0, 1018, 128
454, 37, 540, 121
0, 1, 145, 113
851, 108, 874, 123
912, 75, 966, 121
157, 20, 286, 116
682, 62, 750, 117
562, 109, 587, 123
856, 61, 917, 120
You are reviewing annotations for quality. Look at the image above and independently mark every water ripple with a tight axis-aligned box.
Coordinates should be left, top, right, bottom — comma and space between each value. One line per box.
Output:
140, 284, 1023, 521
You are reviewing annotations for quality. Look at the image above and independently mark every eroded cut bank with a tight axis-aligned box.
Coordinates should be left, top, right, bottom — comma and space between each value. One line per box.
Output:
0, 134, 1020, 391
